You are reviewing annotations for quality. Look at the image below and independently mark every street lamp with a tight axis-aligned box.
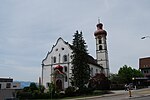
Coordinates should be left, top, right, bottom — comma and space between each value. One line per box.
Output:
141, 36, 150, 39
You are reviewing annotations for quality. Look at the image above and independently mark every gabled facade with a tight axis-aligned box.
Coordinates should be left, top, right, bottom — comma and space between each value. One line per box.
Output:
42, 37, 103, 90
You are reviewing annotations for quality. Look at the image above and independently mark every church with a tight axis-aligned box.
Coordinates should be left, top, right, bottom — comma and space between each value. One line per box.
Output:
41, 21, 109, 90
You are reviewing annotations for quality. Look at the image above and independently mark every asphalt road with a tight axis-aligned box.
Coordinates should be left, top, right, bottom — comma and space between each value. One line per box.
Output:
129, 95, 150, 100
88, 95, 150, 100
70, 88, 150, 100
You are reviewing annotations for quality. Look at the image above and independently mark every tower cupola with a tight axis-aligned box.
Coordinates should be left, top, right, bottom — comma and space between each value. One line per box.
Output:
94, 23, 107, 37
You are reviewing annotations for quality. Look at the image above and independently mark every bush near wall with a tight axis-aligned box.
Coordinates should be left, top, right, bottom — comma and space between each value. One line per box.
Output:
110, 84, 125, 90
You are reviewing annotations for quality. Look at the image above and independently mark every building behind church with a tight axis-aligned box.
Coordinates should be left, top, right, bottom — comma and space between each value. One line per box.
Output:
41, 22, 109, 90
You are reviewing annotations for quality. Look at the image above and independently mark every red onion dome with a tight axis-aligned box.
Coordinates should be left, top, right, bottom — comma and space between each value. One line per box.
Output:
54, 65, 63, 69
94, 23, 107, 36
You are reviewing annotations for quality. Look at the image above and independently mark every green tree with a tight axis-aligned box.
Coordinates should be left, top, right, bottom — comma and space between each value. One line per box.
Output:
118, 65, 143, 84
29, 82, 38, 92
109, 73, 121, 84
38, 85, 45, 93
132, 68, 143, 77
71, 31, 90, 93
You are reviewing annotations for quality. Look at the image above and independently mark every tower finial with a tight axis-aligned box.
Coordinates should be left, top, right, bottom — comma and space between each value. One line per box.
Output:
98, 17, 100, 24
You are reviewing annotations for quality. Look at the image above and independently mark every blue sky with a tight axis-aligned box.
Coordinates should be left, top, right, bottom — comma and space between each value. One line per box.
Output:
0, 0, 150, 82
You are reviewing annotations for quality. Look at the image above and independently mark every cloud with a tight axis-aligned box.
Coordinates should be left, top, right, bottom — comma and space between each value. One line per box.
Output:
0, 0, 150, 81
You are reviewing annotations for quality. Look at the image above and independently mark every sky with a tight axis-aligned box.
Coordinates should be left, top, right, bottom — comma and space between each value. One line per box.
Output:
0, 0, 150, 82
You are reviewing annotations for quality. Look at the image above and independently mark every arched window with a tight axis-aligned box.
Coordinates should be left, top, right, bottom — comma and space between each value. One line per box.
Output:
53, 56, 56, 63
99, 45, 103, 50
99, 39, 102, 44
64, 66, 67, 72
63, 55, 67, 62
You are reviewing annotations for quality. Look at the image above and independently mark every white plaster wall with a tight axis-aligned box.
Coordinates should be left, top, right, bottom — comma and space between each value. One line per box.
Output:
43, 66, 51, 88
89, 64, 102, 77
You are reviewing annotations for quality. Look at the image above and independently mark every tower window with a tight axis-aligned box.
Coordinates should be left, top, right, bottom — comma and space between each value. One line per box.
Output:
99, 39, 102, 44
99, 45, 103, 50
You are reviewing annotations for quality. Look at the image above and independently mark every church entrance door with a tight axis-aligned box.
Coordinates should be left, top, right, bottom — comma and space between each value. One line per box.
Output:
56, 79, 62, 90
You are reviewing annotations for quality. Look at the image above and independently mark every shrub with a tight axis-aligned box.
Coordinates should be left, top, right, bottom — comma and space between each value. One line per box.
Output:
65, 86, 76, 97
88, 73, 110, 90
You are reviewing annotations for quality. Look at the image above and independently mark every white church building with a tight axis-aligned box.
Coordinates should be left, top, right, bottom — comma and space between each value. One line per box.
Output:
41, 22, 109, 90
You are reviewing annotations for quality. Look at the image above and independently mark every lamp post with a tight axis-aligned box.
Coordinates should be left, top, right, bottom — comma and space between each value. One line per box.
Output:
132, 77, 136, 90
141, 36, 150, 39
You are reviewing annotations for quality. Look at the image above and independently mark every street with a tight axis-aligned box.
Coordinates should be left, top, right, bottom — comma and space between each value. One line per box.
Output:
86, 94, 150, 100
68, 88, 150, 100
130, 96, 150, 100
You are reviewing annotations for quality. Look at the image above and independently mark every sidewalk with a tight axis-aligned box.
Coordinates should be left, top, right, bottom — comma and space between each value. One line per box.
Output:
65, 87, 150, 100
129, 88, 150, 99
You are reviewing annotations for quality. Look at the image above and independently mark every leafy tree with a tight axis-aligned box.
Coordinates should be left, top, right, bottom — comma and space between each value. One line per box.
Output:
132, 68, 143, 77
29, 82, 38, 92
38, 85, 45, 93
118, 65, 143, 84
118, 65, 133, 84
109, 73, 120, 84
71, 31, 90, 93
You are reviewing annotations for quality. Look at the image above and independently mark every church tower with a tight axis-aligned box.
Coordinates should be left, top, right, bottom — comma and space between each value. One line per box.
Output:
94, 21, 109, 77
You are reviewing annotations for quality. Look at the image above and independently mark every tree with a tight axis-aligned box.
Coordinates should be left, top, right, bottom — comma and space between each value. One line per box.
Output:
132, 68, 143, 77
71, 31, 90, 93
29, 82, 38, 92
38, 85, 45, 93
118, 65, 143, 84
88, 73, 110, 90
118, 65, 133, 84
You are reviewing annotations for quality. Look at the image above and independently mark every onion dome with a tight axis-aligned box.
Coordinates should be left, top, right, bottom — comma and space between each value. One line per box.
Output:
54, 65, 63, 72
94, 23, 107, 36
54, 65, 63, 69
